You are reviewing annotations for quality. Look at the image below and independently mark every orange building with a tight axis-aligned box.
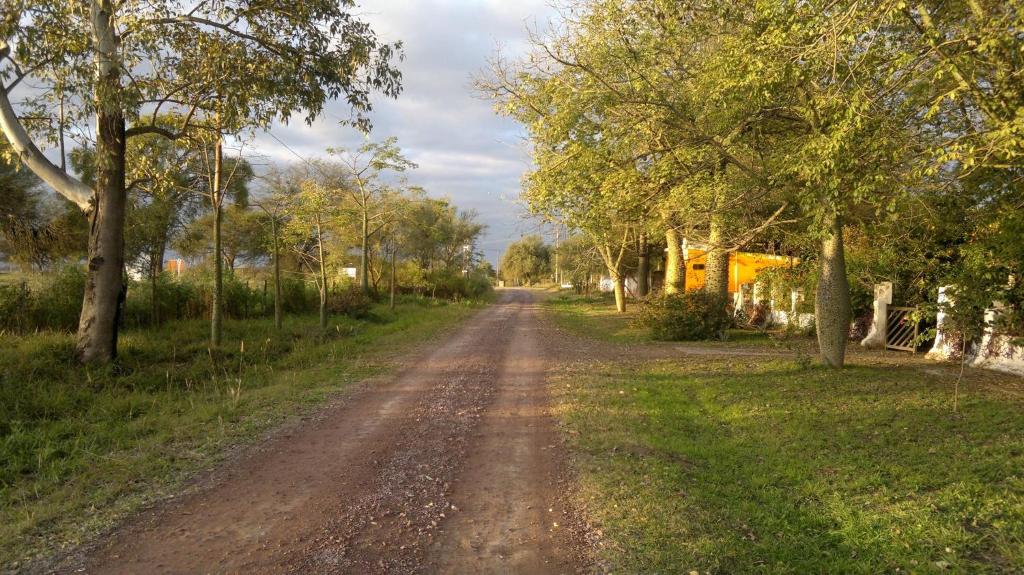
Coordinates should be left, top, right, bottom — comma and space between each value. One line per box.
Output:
681, 247, 796, 294
164, 258, 186, 276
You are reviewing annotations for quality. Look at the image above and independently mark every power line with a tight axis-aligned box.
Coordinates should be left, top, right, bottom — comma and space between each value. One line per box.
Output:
263, 130, 323, 173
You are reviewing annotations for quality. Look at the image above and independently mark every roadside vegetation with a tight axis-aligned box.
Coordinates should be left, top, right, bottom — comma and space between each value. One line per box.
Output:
0, 297, 483, 569
547, 293, 799, 349
482, 0, 1023, 368
546, 299, 1024, 573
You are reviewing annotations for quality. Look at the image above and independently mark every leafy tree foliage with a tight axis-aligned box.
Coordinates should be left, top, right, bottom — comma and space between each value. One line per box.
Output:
482, 0, 1023, 367
499, 235, 551, 286
0, 0, 403, 361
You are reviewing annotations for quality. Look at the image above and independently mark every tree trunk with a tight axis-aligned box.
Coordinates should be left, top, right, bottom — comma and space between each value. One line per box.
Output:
317, 217, 328, 329
613, 274, 626, 313
360, 209, 370, 294
74, 1, 125, 363
272, 217, 282, 330
150, 265, 159, 326
703, 214, 730, 301
815, 214, 851, 368
76, 109, 127, 362
597, 231, 630, 313
553, 226, 560, 286
210, 138, 224, 348
664, 226, 684, 295
389, 238, 397, 311
636, 232, 650, 297
149, 235, 165, 326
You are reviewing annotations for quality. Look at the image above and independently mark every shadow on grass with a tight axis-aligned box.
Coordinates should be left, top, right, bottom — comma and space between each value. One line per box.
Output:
0, 299, 481, 568
560, 359, 1024, 573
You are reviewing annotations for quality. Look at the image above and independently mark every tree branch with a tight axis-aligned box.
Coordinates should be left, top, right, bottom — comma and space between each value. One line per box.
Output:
0, 43, 92, 211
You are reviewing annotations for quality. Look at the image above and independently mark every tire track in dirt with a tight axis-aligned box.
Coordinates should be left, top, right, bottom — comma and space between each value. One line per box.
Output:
425, 290, 587, 574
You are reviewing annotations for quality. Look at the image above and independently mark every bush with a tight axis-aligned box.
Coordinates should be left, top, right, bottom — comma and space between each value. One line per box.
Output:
33, 266, 86, 331
0, 267, 86, 333
174, 270, 272, 320
748, 301, 772, 329
123, 275, 201, 327
327, 286, 373, 318
0, 282, 31, 332
636, 292, 731, 341
426, 269, 493, 301
280, 278, 318, 314
221, 274, 266, 319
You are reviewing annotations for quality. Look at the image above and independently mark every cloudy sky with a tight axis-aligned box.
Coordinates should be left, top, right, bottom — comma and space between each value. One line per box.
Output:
249, 0, 559, 264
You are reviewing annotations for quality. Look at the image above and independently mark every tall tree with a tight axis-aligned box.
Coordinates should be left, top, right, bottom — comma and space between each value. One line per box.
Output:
0, 1, 402, 361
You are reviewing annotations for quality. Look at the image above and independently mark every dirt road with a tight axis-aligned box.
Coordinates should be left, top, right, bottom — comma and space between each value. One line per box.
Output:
69, 289, 588, 574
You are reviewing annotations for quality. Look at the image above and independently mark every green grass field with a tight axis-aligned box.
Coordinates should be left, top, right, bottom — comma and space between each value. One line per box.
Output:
0, 298, 482, 569
547, 297, 1024, 574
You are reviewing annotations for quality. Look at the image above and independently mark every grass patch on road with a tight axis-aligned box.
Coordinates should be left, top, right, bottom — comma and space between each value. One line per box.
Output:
553, 356, 1024, 574
0, 297, 482, 570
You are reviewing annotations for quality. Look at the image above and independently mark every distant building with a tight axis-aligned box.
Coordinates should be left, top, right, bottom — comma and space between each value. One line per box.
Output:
681, 247, 796, 294
600, 242, 796, 296
164, 258, 186, 277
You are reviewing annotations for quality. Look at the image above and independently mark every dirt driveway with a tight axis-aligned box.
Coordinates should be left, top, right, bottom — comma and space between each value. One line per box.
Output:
64, 289, 588, 574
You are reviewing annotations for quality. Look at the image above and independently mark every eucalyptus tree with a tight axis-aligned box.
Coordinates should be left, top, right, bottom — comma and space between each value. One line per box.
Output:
0, 1, 402, 361
197, 144, 253, 346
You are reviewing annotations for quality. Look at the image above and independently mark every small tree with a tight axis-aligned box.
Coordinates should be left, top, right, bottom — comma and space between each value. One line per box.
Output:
284, 179, 338, 329
329, 138, 417, 295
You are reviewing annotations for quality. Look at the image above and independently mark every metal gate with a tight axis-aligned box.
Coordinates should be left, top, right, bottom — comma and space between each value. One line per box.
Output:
886, 306, 919, 352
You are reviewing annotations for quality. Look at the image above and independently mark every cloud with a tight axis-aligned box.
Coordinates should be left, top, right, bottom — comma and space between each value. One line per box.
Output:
249, 0, 557, 263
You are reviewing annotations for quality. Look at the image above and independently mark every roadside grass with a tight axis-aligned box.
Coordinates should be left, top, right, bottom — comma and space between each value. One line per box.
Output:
0, 297, 482, 569
546, 293, 649, 343
552, 355, 1024, 574
546, 292, 794, 348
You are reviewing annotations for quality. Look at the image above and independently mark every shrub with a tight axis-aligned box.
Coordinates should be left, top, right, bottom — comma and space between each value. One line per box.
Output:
636, 291, 731, 341
279, 278, 318, 314
221, 274, 266, 319
124, 275, 201, 327
426, 269, 493, 301
327, 286, 373, 318
748, 301, 772, 329
30, 266, 85, 332
0, 282, 31, 332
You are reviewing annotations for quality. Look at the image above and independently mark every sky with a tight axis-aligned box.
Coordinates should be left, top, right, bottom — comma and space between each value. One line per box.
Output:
248, 0, 559, 265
